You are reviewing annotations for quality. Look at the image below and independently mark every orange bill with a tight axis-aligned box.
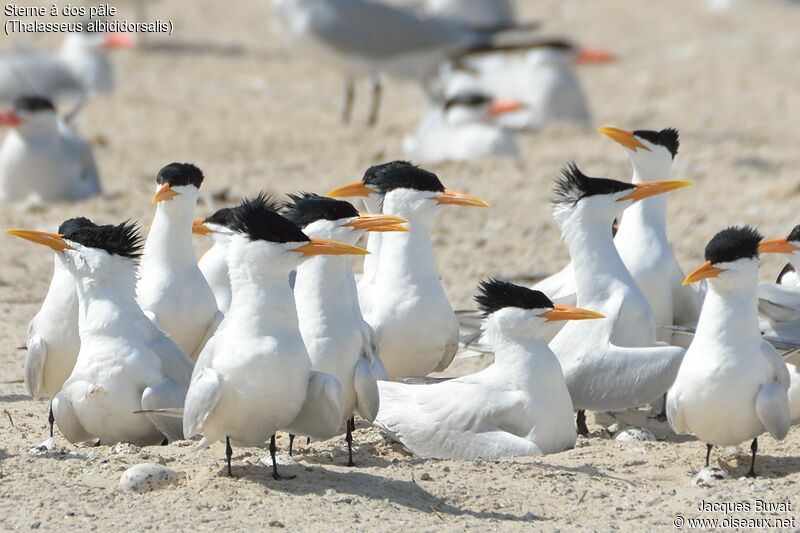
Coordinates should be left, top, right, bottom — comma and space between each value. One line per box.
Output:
191, 218, 215, 236
575, 47, 616, 64
344, 213, 408, 232
599, 127, 651, 152
435, 189, 489, 208
487, 100, 526, 117
683, 260, 725, 285
104, 32, 134, 49
152, 182, 180, 204
539, 303, 605, 322
616, 180, 692, 203
327, 182, 373, 198
5, 229, 72, 251
293, 237, 369, 256
759, 238, 800, 255
0, 109, 22, 127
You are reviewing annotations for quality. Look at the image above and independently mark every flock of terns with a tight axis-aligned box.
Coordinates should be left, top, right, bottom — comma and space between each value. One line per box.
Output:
1, 0, 799, 485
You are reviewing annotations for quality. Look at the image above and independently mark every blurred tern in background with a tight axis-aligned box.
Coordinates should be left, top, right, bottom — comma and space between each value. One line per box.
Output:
194, 207, 238, 314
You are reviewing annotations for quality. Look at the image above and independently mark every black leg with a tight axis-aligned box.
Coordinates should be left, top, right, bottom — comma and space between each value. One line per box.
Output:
289, 434, 295, 456
306, 437, 311, 446
161, 438, 169, 446
746, 438, 758, 478
270, 435, 296, 481
655, 394, 668, 422
366, 76, 382, 127
341, 77, 355, 124
225, 436, 233, 477
345, 416, 355, 467
576, 410, 589, 437
706, 444, 713, 467
48, 403, 54, 439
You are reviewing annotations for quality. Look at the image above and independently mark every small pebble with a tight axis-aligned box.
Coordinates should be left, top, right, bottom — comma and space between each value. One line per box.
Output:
119, 463, 179, 494
269, 520, 285, 528
420, 472, 432, 481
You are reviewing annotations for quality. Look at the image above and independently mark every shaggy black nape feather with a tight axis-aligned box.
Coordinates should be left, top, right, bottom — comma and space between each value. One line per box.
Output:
203, 207, 237, 228
633, 128, 680, 158
61, 219, 143, 260
537, 39, 575, 51
444, 93, 492, 111
229, 193, 309, 244
475, 278, 554, 317
13, 96, 55, 113
58, 217, 95, 235
156, 162, 204, 189
787, 225, 800, 243
704, 225, 763, 265
362, 160, 445, 194
552, 162, 634, 206
283, 193, 359, 228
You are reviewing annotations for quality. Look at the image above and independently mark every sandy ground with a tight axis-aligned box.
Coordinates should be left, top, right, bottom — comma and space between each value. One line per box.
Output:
2, 0, 800, 530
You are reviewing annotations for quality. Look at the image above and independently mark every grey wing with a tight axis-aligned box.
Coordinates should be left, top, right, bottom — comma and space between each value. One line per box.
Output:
141, 379, 187, 442
284, 371, 344, 440
760, 340, 791, 390
353, 357, 379, 422
665, 389, 687, 434
0, 54, 83, 101
51, 394, 92, 444
24, 333, 46, 400
183, 368, 223, 439
755, 380, 790, 441
147, 331, 194, 388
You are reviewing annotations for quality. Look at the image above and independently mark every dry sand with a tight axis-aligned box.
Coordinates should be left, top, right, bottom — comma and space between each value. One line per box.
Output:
2, 0, 800, 530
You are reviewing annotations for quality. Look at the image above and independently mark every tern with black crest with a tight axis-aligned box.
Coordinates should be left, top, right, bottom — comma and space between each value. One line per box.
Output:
193, 206, 244, 314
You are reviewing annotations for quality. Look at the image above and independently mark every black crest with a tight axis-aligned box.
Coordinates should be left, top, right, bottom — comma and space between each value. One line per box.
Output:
203, 207, 237, 228
13, 96, 55, 113
156, 162, 204, 189
362, 161, 445, 194
229, 193, 309, 244
61, 219, 143, 260
474, 279, 554, 317
787, 225, 800, 243
444, 93, 492, 111
633, 128, 680, 158
283, 193, 359, 228
704, 225, 763, 265
552, 163, 634, 206
536, 39, 575, 51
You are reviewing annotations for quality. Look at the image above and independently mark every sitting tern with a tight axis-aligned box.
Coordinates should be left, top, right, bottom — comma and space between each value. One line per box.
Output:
0, 96, 100, 203
284, 193, 403, 465
668, 226, 790, 477
183, 195, 364, 478
374, 279, 602, 459
7, 219, 194, 445
547, 163, 689, 435
137, 163, 222, 360
329, 161, 489, 378
403, 91, 523, 164
194, 207, 238, 314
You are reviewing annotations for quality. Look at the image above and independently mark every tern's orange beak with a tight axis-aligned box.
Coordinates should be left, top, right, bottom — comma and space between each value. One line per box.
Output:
5, 229, 72, 252
759, 238, 800, 255
487, 100, 526, 117
683, 260, 725, 285
152, 182, 180, 204
191, 218, 215, 236
0, 109, 22, 127
575, 47, 616, 65
327, 182, 373, 198
292, 237, 369, 256
104, 32, 134, 49
599, 127, 651, 152
539, 303, 605, 322
616, 180, 692, 203
435, 189, 489, 208
344, 213, 408, 232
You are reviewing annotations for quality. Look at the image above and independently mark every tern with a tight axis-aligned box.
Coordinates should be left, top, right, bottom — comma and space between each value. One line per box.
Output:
193, 207, 242, 314
137, 163, 222, 360
183, 194, 366, 478
0, 96, 100, 203
7, 219, 194, 445
403, 91, 524, 164
668, 226, 790, 477
374, 279, 603, 459
0, 27, 132, 102
329, 161, 489, 378
547, 163, 689, 435
283, 193, 403, 464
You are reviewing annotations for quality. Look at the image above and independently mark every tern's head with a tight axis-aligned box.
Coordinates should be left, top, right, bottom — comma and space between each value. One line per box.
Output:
527, 40, 615, 67
442, 92, 525, 126
151, 162, 204, 211
683, 226, 763, 291
63, 24, 134, 54
552, 163, 690, 227
226, 193, 368, 274
475, 279, 603, 338
600, 127, 679, 180
283, 193, 407, 244
330, 161, 488, 220
192, 206, 238, 243
7, 217, 142, 281
0, 97, 57, 132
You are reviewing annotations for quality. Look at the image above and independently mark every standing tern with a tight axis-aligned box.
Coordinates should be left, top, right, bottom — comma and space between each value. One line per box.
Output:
183, 194, 364, 478
547, 163, 689, 435
329, 162, 489, 378
284, 193, 403, 465
137, 163, 222, 360
0, 28, 133, 102
0, 96, 100, 203
403, 91, 524, 164
374, 279, 603, 459
668, 226, 790, 477
7, 220, 194, 445
194, 207, 238, 314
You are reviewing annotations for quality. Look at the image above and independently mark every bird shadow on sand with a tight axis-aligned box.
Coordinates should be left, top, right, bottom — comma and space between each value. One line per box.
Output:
0, 394, 30, 403
137, 40, 286, 61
